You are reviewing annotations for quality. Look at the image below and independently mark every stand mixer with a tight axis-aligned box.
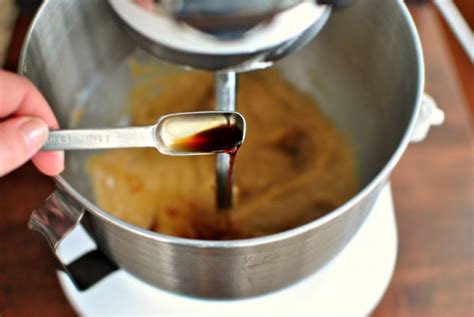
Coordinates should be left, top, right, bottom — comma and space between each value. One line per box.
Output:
108, 0, 352, 209
21, 0, 442, 308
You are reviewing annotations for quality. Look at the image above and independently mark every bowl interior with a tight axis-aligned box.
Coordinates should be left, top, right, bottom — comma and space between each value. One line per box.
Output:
21, 0, 420, 225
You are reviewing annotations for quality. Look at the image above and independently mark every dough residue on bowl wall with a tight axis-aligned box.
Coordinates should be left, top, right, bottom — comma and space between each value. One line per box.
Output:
85, 61, 358, 240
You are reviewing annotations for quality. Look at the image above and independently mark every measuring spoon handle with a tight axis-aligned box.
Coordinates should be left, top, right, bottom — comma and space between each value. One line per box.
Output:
41, 126, 156, 151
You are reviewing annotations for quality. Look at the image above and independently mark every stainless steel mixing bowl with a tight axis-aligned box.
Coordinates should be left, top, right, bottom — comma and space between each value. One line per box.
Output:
22, 0, 442, 298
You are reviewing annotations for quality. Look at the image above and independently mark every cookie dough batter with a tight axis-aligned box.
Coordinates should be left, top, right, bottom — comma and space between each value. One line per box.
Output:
86, 65, 358, 239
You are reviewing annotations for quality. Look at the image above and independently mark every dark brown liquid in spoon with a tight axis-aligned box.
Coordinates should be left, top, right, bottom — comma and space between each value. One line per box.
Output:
168, 124, 243, 154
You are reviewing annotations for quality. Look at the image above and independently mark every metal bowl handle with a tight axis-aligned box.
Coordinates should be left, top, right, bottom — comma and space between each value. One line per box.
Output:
28, 190, 117, 290
410, 94, 445, 143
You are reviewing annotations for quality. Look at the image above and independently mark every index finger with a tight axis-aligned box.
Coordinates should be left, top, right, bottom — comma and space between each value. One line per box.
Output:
0, 70, 59, 129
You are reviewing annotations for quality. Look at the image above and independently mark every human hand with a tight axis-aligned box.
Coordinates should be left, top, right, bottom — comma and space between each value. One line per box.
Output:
0, 70, 64, 176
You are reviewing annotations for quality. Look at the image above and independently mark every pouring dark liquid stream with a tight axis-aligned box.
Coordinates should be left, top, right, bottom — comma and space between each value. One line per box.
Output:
168, 124, 243, 154
169, 122, 243, 210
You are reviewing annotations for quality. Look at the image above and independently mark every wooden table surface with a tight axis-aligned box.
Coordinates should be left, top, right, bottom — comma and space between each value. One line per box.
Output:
1, 3, 473, 316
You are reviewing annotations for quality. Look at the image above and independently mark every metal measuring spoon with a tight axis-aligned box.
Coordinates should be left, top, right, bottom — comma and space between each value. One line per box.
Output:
41, 111, 246, 155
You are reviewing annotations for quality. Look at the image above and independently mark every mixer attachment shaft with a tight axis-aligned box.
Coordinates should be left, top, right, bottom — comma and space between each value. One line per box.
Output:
215, 72, 238, 210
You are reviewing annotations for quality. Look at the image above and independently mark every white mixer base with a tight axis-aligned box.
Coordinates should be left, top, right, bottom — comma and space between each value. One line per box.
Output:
57, 184, 397, 316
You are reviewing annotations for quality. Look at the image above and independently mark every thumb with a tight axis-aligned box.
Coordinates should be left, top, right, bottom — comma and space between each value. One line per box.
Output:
0, 116, 48, 176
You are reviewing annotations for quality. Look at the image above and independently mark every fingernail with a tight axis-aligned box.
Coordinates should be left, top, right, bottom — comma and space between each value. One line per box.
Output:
18, 117, 48, 150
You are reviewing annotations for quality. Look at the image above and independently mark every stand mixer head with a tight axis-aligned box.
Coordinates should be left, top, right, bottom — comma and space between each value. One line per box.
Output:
109, 0, 352, 71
